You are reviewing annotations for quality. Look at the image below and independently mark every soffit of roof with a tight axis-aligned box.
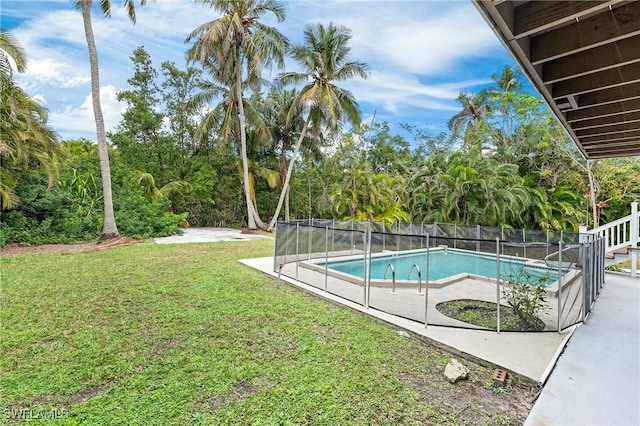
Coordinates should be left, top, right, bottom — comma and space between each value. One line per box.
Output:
472, 0, 640, 159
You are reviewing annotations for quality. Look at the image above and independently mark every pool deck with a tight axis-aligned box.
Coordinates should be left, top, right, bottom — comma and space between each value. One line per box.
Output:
240, 256, 572, 384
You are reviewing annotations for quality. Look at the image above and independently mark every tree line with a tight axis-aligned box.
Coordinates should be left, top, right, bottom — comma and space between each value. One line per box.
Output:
2, 0, 639, 246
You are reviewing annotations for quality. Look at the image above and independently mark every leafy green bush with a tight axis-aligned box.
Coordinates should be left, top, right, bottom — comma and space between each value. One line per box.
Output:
0, 148, 187, 246
0, 171, 101, 245
501, 265, 549, 330
114, 190, 187, 239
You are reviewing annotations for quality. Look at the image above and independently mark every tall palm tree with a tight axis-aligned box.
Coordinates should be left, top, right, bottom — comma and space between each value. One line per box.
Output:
269, 23, 369, 230
74, 0, 148, 242
489, 65, 523, 150
447, 91, 492, 148
233, 128, 280, 215
186, 61, 274, 225
1, 29, 59, 209
491, 65, 522, 95
187, 61, 268, 156
257, 86, 318, 221
185, 0, 289, 229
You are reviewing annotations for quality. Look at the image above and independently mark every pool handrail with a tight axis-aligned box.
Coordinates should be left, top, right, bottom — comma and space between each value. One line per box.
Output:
408, 264, 424, 295
544, 243, 581, 271
384, 263, 396, 294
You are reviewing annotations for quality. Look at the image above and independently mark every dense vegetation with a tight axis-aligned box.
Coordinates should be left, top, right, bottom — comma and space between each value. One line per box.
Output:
2, 2, 639, 246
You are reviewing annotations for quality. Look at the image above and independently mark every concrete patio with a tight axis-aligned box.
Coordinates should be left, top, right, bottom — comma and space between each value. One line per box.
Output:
155, 227, 272, 244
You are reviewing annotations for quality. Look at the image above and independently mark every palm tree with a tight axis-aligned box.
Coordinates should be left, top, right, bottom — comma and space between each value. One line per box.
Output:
269, 23, 369, 230
408, 149, 450, 222
74, 0, 148, 242
187, 61, 269, 156
186, 61, 275, 225
237, 128, 280, 214
1, 29, 59, 209
258, 86, 318, 221
133, 170, 191, 201
448, 91, 492, 148
185, 0, 289, 229
489, 65, 523, 150
0, 29, 26, 77
331, 164, 409, 224
492, 65, 521, 93
523, 185, 581, 231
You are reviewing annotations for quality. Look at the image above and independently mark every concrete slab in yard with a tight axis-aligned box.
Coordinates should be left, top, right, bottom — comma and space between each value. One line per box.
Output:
155, 228, 272, 244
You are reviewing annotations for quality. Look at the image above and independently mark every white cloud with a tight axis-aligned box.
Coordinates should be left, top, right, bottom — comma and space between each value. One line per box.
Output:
275, 0, 505, 128
12, 9, 87, 49
21, 58, 90, 89
344, 71, 492, 119
284, 1, 501, 76
50, 85, 125, 140
361, 5, 500, 75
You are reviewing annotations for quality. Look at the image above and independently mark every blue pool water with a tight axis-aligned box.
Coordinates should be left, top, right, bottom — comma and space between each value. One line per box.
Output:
320, 250, 555, 287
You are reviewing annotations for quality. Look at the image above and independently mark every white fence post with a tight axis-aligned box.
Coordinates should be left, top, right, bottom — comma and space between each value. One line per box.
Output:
631, 201, 638, 278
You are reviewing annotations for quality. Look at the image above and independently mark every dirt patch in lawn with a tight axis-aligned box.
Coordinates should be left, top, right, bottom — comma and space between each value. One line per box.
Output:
0, 237, 139, 258
69, 382, 114, 405
394, 339, 539, 425
209, 380, 259, 413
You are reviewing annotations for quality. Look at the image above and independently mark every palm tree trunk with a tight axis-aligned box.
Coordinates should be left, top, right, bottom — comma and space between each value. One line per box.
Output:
280, 148, 290, 222
235, 45, 257, 229
266, 114, 313, 231
81, 1, 119, 242
248, 172, 266, 226
285, 187, 290, 222
587, 160, 599, 228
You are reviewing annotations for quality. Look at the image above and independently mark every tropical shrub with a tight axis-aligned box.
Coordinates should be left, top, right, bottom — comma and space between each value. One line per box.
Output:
114, 190, 186, 239
0, 142, 187, 246
500, 265, 549, 330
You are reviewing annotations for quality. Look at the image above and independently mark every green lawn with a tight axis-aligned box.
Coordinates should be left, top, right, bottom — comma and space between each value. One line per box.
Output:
1, 240, 533, 425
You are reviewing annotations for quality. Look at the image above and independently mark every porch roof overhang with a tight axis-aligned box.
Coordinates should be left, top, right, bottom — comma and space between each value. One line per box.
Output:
472, 0, 640, 159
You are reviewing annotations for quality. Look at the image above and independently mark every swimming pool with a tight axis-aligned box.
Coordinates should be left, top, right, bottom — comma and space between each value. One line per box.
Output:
317, 249, 555, 287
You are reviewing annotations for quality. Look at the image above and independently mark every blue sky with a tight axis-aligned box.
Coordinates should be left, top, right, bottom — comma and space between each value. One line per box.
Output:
1, 0, 519, 143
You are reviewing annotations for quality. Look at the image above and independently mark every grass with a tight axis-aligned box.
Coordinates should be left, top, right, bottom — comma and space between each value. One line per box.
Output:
1, 239, 535, 425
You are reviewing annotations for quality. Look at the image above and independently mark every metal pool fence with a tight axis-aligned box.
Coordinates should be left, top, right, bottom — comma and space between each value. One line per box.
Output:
274, 220, 605, 333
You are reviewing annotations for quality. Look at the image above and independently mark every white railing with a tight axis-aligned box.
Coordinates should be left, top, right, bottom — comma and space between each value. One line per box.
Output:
588, 201, 638, 277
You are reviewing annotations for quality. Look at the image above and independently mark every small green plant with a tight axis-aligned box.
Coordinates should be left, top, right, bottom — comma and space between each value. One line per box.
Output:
485, 376, 508, 394
501, 265, 549, 330
493, 385, 506, 394
491, 413, 512, 425
605, 263, 624, 272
